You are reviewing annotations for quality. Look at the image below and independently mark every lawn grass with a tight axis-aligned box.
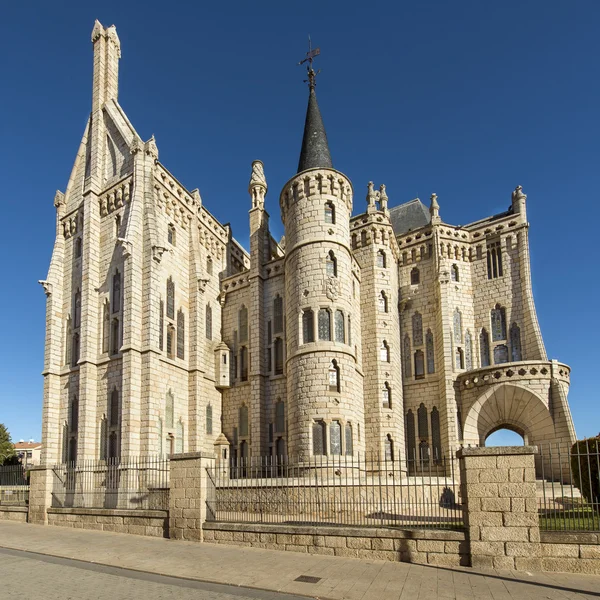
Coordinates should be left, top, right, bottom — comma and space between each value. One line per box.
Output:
539, 508, 600, 532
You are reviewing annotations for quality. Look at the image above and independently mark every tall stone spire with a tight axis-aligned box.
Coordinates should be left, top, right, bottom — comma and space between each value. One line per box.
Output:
297, 43, 332, 173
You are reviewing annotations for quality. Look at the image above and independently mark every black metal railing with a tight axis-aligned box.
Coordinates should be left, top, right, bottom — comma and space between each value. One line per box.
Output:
51, 456, 169, 510
206, 453, 463, 529
538, 441, 600, 532
0, 464, 29, 506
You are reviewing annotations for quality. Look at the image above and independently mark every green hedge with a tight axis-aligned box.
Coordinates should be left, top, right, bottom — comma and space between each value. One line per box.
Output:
571, 436, 600, 512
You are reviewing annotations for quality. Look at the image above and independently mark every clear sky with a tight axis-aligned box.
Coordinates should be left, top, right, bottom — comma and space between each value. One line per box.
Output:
0, 1, 598, 446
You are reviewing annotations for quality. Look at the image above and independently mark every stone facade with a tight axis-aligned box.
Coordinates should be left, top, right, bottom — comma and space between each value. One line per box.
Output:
40, 22, 576, 471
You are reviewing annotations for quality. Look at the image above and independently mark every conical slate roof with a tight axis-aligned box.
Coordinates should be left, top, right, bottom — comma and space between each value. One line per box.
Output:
297, 86, 333, 173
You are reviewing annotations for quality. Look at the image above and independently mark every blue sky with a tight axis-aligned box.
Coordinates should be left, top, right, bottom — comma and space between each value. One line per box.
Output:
0, 1, 598, 446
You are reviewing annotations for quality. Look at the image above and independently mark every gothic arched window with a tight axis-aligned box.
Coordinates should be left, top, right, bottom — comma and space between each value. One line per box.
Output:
313, 420, 326, 456
302, 309, 314, 343
166, 277, 174, 319
71, 332, 79, 366
417, 403, 428, 442
110, 389, 119, 427
426, 329, 435, 374
385, 434, 395, 462
414, 350, 425, 379
510, 323, 522, 362
480, 328, 491, 367
177, 309, 185, 359
334, 310, 345, 343
412, 312, 423, 346
239, 404, 249, 437
274, 337, 284, 375
70, 396, 79, 433
330, 421, 342, 455
455, 347, 464, 369
403, 334, 412, 377
382, 382, 392, 408
205, 303, 212, 340
491, 304, 507, 341
75, 237, 82, 259
348, 315, 352, 346
111, 318, 119, 355
239, 346, 248, 381
74, 290, 81, 328
318, 309, 331, 341
410, 267, 420, 285
206, 404, 213, 435
345, 423, 353, 456
378, 291, 388, 313
275, 400, 285, 433
326, 251, 337, 277
329, 360, 340, 392
102, 302, 110, 353
168, 224, 176, 246
360, 230, 367, 246
453, 309, 462, 344
451, 264, 459, 282
112, 271, 121, 314
273, 295, 283, 333
376, 250, 386, 268
324, 201, 335, 224
406, 411, 416, 461
206, 256, 213, 275
158, 299, 164, 351
431, 407, 442, 462
465, 330, 473, 371
239, 305, 248, 343
494, 344, 509, 365
380, 340, 390, 362
166, 324, 175, 358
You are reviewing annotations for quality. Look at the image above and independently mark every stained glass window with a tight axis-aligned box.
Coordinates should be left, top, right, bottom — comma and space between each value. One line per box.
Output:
205, 304, 212, 340
326, 251, 337, 277
453, 309, 462, 344
166, 277, 174, 319
329, 360, 340, 391
494, 344, 509, 365
406, 411, 416, 461
403, 334, 412, 377
158, 300, 164, 351
334, 310, 345, 343
302, 309, 314, 343
177, 309, 185, 359
431, 407, 442, 462
313, 421, 326, 456
324, 201, 335, 224
273, 296, 283, 333
510, 323, 522, 362
465, 330, 473, 371
455, 347, 464, 369
426, 330, 435, 374
239, 405, 249, 437
491, 305, 506, 341
103, 302, 110, 353
166, 325, 174, 358
412, 312, 423, 346
318, 309, 331, 341
487, 240, 503, 279
414, 350, 425, 379
239, 305, 248, 343
480, 328, 490, 367
417, 403, 428, 441
330, 421, 342, 456
345, 423, 353, 456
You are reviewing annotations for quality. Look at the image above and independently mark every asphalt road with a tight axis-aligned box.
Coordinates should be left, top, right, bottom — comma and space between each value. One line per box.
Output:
0, 547, 309, 600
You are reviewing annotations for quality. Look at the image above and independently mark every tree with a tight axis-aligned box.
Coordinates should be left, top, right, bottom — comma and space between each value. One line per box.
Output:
571, 436, 600, 515
0, 423, 16, 465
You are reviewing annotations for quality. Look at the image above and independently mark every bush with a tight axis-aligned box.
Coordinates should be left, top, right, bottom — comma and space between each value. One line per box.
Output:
571, 436, 600, 512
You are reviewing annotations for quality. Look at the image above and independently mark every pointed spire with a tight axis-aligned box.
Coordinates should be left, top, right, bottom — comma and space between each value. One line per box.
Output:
297, 84, 333, 173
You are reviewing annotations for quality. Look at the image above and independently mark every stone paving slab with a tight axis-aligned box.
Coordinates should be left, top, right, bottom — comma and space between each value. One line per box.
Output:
0, 522, 599, 599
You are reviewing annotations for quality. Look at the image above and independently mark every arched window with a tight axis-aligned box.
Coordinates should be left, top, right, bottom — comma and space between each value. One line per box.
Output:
111, 318, 120, 355
168, 224, 176, 246
324, 201, 335, 224
115, 215, 121, 237
414, 350, 425, 379
351, 234, 357, 249
426, 330, 435, 374
348, 315, 352, 346
275, 400, 285, 433
110, 389, 119, 427
491, 304, 507, 341
510, 323, 522, 361
403, 334, 412, 377
206, 404, 213, 435
166, 277, 174, 319
112, 271, 121, 314
238, 305, 248, 343
411, 248, 416, 262
494, 344, 509, 365
451, 264, 459, 282
330, 421, 342, 455
318, 309, 331, 341
378, 291, 388, 313
302, 309, 314, 343
455, 347, 464, 369
385, 434, 394, 462
240, 346, 248, 381
99, 417, 107, 460
382, 382, 392, 408
480, 328, 490, 367
71, 332, 80, 366
329, 360, 340, 392
102, 302, 110, 353
70, 396, 79, 433
75, 237, 82, 259
166, 324, 175, 358
410, 267, 420, 285
108, 431, 118, 460
239, 404, 249, 437
74, 290, 81, 328
412, 312, 423, 346
360, 230, 367, 246
487, 240, 503, 279
273, 295, 283, 333
177, 309, 185, 359
453, 309, 462, 344
275, 437, 286, 459
431, 407, 442, 462
380, 340, 390, 362
326, 251, 337, 277
312, 421, 326, 455
464, 330, 473, 371
205, 303, 212, 340
345, 423, 353, 456
419, 440, 430, 462
406, 411, 416, 461
175, 421, 184, 454
206, 256, 213, 275
334, 310, 345, 343
165, 390, 174, 429
274, 337, 284, 375
376, 250, 386, 268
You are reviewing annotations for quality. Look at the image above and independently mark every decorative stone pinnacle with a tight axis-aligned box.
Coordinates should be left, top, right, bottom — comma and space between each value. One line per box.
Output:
146, 135, 159, 162
512, 185, 527, 202
249, 160, 267, 209
91, 19, 104, 43
54, 190, 65, 209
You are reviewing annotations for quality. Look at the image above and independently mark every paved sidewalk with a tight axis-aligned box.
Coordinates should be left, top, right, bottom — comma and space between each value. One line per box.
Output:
0, 522, 599, 599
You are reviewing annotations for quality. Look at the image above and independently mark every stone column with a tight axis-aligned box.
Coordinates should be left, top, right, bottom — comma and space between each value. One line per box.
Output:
458, 446, 541, 571
169, 452, 215, 541
28, 466, 54, 525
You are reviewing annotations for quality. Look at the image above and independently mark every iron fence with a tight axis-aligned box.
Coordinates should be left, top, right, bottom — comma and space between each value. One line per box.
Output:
537, 441, 599, 532
0, 464, 29, 506
51, 456, 169, 510
206, 453, 463, 529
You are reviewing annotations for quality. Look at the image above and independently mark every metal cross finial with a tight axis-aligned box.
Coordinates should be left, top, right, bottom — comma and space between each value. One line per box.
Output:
298, 35, 321, 89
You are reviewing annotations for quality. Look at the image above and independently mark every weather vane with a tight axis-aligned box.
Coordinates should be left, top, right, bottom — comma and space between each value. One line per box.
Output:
298, 35, 321, 89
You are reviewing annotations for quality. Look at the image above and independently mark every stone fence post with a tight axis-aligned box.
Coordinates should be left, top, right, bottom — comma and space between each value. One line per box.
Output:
28, 465, 54, 525
169, 452, 215, 542
458, 446, 541, 571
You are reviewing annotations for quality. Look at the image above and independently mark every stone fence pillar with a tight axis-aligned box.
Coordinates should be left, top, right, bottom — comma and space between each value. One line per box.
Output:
169, 452, 215, 542
28, 466, 54, 525
458, 446, 541, 571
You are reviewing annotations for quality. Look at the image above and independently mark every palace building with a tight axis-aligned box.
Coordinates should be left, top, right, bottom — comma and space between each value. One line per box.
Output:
39, 22, 576, 471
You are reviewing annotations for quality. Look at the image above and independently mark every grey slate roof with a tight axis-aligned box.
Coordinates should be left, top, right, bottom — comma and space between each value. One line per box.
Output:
388, 199, 431, 236
297, 87, 333, 173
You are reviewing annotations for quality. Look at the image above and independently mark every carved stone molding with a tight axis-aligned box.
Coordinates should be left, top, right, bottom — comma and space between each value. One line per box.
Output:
198, 278, 210, 293
38, 280, 52, 296
325, 276, 340, 301
117, 237, 133, 258
152, 245, 169, 263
